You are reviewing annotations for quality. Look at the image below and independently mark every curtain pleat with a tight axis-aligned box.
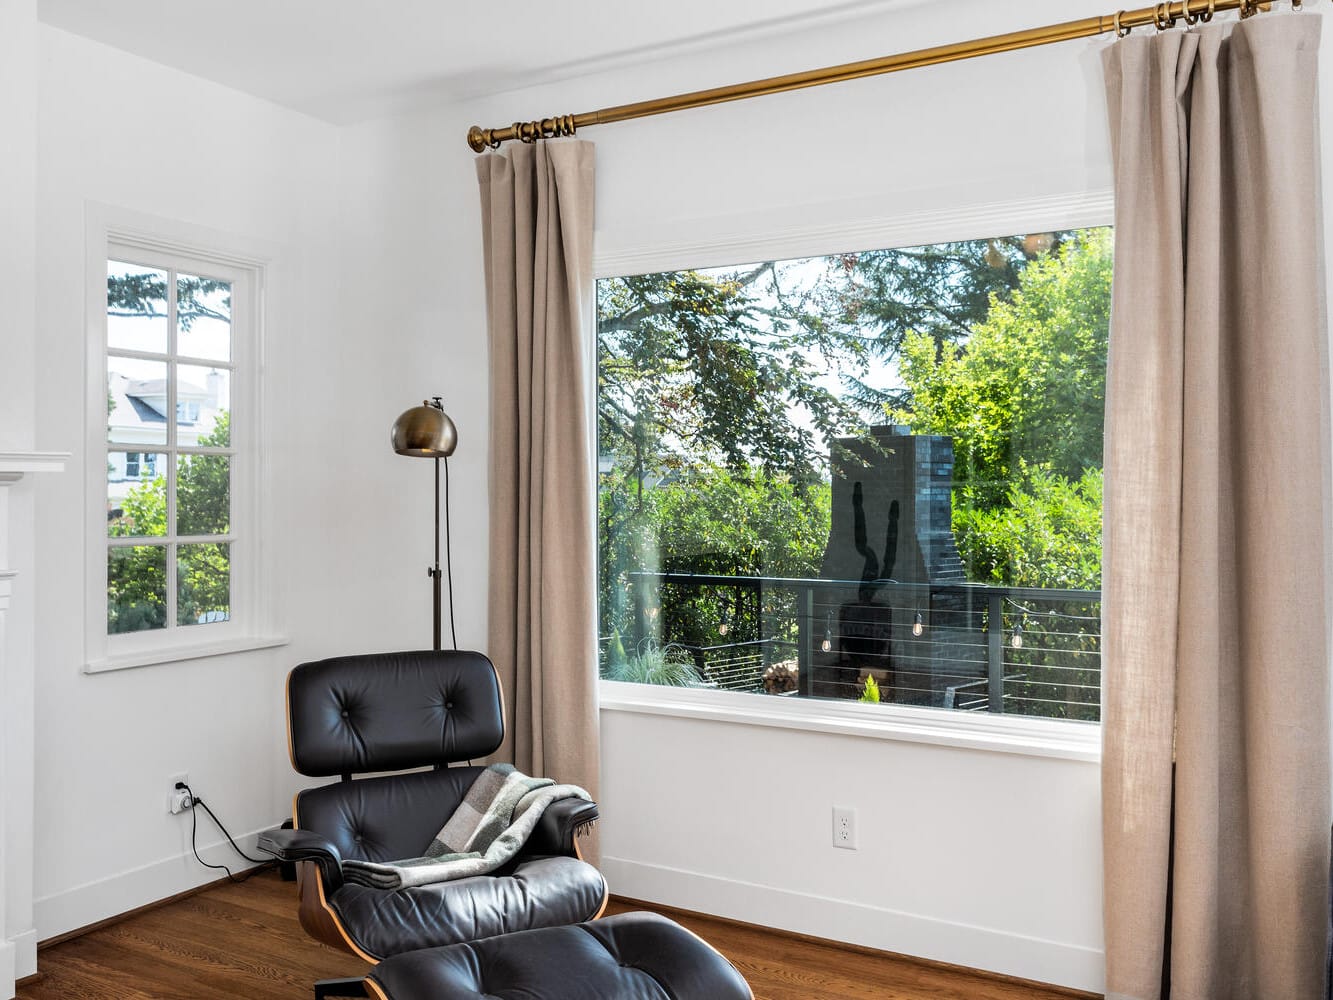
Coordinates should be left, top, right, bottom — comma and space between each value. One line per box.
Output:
476, 142, 600, 861
1101, 16, 1330, 999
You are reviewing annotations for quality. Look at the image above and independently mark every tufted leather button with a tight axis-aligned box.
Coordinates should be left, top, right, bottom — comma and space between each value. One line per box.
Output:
341, 710, 349, 718
445, 701, 453, 709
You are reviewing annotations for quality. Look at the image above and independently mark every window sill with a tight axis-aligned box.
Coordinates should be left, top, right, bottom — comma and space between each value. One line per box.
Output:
598, 680, 1101, 762
84, 634, 289, 674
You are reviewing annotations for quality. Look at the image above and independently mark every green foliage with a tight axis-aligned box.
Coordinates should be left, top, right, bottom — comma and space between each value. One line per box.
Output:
893, 229, 1112, 506
821, 234, 1069, 412
953, 465, 1103, 590
107, 412, 232, 633
107, 272, 230, 331
598, 263, 870, 481
858, 674, 881, 703
599, 464, 830, 655
596, 228, 1111, 716
600, 643, 700, 686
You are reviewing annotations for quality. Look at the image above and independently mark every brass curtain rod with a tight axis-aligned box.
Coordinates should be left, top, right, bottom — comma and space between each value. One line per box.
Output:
466, 0, 1286, 152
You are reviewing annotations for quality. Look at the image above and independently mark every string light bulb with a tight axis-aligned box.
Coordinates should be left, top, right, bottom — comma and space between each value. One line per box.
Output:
821, 612, 833, 653
912, 610, 925, 637
1010, 617, 1025, 650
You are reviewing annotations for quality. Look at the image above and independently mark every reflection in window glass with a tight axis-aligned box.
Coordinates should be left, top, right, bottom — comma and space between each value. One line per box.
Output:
597, 228, 1112, 722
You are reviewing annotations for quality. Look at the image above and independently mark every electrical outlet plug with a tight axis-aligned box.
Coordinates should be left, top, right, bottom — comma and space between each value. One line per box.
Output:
832, 806, 857, 849
168, 772, 193, 814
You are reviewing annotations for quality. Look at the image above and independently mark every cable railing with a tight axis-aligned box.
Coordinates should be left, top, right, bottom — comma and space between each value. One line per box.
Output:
602, 572, 1101, 722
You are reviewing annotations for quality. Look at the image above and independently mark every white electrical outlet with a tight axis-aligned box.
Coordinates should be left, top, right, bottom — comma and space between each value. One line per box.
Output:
832, 806, 857, 849
168, 772, 193, 815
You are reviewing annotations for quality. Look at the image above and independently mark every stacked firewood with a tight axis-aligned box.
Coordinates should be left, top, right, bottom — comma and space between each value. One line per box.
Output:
762, 660, 799, 694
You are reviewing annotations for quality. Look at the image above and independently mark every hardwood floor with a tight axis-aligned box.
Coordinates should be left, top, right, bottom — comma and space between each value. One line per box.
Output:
20, 869, 1096, 999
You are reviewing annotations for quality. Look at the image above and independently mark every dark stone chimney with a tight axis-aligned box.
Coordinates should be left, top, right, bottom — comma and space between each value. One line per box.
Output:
809, 426, 969, 703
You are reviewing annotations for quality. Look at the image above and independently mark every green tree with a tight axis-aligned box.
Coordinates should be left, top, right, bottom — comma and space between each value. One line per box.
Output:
952, 465, 1103, 590
107, 272, 230, 330
599, 265, 868, 482
820, 233, 1070, 411
893, 228, 1113, 509
107, 413, 231, 631
599, 464, 830, 662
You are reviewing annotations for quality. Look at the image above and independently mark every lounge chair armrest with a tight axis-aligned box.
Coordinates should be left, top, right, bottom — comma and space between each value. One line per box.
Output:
523, 798, 599, 858
258, 828, 344, 892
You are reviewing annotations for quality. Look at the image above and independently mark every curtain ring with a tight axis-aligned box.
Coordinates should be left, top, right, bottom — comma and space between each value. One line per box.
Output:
1199, 0, 1215, 21
1183, 0, 1200, 24
1114, 9, 1131, 36
1154, 2, 1174, 29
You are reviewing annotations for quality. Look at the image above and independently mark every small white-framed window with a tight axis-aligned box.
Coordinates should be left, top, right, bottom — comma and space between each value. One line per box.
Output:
87, 228, 268, 669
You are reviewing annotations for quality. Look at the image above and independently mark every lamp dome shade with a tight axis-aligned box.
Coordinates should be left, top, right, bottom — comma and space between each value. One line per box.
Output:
392, 401, 458, 457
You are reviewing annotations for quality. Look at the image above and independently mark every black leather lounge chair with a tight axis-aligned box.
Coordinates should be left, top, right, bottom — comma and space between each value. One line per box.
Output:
258, 650, 607, 999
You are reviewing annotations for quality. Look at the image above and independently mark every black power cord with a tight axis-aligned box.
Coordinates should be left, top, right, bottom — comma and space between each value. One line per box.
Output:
177, 782, 276, 884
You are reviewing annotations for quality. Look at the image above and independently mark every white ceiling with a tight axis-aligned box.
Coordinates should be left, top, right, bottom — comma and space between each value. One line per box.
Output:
37, 0, 922, 124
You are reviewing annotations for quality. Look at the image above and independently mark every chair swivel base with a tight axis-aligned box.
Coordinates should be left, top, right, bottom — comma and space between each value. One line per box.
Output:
314, 976, 367, 998
366, 912, 752, 1000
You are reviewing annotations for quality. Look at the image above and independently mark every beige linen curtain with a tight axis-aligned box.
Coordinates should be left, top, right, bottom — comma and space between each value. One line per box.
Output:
1101, 15, 1329, 1000
476, 141, 600, 853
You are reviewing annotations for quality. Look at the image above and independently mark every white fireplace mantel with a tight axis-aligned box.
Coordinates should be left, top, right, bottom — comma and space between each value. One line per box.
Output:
0, 452, 69, 479
0, 451, 66, 998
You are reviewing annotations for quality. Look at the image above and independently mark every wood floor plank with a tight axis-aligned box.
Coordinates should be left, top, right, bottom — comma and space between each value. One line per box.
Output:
21, 870, 1098, 999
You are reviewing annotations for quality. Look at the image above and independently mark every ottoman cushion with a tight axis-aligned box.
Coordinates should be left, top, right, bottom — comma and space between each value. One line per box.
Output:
366, 912, 752, 1000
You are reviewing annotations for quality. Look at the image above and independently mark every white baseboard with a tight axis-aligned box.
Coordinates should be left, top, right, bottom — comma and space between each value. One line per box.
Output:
601, 855, 1106, 995
9, 930, 35, 981
33, 827, 273, 943
0, 937, 14, 1000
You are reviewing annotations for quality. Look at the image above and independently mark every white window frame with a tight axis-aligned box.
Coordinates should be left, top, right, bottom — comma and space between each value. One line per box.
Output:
591, 191, 1115, 762
84, 211, 284, 672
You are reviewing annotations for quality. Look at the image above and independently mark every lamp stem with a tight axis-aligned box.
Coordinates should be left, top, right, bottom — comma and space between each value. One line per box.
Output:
444, 455, 456, 650
432, 455, 442, 651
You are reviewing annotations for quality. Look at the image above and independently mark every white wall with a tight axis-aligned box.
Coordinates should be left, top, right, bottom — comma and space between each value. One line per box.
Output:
28, 25, 441, 944
0, 1, 44, 992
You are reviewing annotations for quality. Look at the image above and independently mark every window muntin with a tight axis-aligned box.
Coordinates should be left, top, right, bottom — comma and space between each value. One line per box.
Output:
597, 228, 1111, 723
104, 251, 238, 638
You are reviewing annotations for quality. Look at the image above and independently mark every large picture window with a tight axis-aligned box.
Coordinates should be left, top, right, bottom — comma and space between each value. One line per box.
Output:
597, 227, 1111, 722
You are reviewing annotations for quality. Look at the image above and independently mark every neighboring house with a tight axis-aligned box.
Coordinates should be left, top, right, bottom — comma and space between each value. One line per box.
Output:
106, 369, 227, 504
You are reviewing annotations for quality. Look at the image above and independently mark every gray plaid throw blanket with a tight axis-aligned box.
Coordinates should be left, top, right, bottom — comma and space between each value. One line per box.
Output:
340, 764, 591, 890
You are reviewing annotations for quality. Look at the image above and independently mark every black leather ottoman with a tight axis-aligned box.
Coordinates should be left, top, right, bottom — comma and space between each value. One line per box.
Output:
364, 912, 753, 1000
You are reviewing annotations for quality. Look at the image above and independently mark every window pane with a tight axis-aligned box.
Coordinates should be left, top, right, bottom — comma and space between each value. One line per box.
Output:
177, 364, 229, 446
177, 273, 231, 362
596, 228, 1110, 723
176, 453, 230, 536
107, 261, 168, 354
107, 452, 167, 537
108, 545, 167, 633
178, 542, 230, 626
107, 357, 168, 445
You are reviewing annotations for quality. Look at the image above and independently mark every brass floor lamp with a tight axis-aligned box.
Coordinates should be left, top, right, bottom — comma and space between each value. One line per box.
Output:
391, 398, 457, 650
